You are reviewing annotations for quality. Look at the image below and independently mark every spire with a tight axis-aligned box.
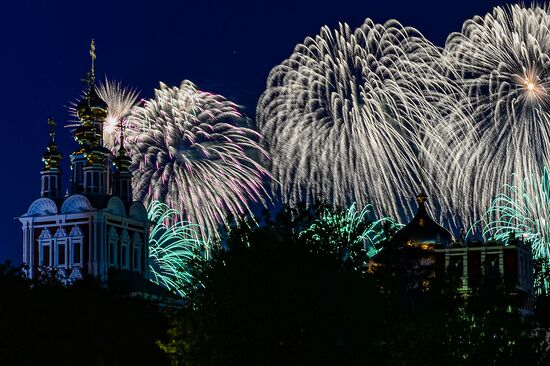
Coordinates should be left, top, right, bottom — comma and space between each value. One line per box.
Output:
118, 119, 126, 153
80, 39, 96, 92
113, 120, 133, 203
76, 39, 107, 123
42, 117, 62, 170
114, 120, 131, 172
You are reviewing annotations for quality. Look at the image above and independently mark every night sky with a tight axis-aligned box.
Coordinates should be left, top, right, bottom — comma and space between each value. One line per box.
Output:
0, 0, 511, 262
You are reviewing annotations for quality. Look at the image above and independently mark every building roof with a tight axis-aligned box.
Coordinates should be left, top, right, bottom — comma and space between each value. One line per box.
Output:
391, 192, 452, 249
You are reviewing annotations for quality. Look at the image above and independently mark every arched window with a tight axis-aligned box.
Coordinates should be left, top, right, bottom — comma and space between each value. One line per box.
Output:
108, 227, 119, 267
76, 162, 83, 184
69, 226, 83, 267
38, 228, 53, 267
120, 230, 130, 270
132, 232, 142, 272
54, 228, 68, 267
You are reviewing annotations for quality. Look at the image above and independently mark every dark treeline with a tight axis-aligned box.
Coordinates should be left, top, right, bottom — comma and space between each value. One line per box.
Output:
162, 207, 550, 365
0, 263, 169, 366
2, 205, 550, 365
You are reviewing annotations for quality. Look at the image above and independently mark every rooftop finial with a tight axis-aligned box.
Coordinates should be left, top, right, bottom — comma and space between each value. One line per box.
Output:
114, 118, 132, 173
47, 116, 57, 142
416, 192, 428, 205
118, 119, 126, 154
81, 39, 96, 88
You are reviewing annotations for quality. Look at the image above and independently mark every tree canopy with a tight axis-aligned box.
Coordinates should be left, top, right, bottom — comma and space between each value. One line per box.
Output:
159, 208, 550, 365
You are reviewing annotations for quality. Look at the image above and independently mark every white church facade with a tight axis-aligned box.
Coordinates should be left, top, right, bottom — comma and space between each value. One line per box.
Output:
19, 45, 149, 283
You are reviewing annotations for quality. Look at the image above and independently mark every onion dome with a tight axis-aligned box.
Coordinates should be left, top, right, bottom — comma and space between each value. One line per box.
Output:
42, 117, 62, 170
391, 192, 452, 249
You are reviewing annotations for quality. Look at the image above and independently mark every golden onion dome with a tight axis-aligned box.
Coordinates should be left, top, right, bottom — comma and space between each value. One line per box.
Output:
76, 85, 107, 120
43, 141, 62, 170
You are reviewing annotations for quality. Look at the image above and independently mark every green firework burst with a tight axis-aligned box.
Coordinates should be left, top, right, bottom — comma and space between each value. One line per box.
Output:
147, 201, 209, 297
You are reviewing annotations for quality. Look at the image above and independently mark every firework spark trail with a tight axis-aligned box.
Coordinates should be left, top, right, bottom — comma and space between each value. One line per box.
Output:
147, 201, 208, 297
257, 19, 470, 225
438, 4, 550, 232
480, 168, 550, 261
299, 203, 403, 258
128, 81, 271, 242
96, 78, 140, 151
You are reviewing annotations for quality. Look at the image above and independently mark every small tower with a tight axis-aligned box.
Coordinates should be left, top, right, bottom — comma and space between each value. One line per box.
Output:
113, 123, 133, 203
41, 117, 62, 200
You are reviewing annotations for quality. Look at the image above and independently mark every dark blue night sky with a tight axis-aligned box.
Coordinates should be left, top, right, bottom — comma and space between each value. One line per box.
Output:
0, 0, 510, 262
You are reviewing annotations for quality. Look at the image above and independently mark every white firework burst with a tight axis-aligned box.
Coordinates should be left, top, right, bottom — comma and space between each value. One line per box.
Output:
128, 80, 271, 241
439, 4, 550, 232
96, 78, 140, 151
257, 19, 469, 224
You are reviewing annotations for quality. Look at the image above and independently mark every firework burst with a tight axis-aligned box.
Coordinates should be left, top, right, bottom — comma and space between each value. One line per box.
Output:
257, 19, 469, 224
148, 201, 208, 297
481, 168, 550, 261
128, 80, 271, 241
439, 4, 550, 231
299, 203, 403, 258
96, 78, 140, 151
